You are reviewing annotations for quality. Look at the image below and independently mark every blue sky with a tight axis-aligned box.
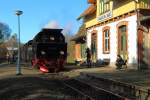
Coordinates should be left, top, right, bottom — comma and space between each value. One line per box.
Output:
0, 0, 88, 43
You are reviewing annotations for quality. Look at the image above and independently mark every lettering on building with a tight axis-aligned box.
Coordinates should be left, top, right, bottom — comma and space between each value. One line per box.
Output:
97, 11, 112, 22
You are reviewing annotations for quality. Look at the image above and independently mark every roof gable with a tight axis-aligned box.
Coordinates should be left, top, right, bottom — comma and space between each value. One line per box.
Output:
77, 4, 96, 20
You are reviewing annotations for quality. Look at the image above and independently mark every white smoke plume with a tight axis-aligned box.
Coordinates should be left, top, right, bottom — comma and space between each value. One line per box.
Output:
62, 22, 73, 42
42, 20, 73, 43
44, 20, 60, 29
62, 22, 73, 35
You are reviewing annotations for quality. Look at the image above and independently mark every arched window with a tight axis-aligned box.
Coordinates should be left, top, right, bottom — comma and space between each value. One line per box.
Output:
91, 31, 97, 62
117, 21, 128, 60
103, 28, 110, 54
119, 25, 127, 51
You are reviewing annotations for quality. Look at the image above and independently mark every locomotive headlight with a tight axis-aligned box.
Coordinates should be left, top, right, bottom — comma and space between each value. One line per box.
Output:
50, 37, 55, 40
41, 51, 46, 55
60, 51, 64, 55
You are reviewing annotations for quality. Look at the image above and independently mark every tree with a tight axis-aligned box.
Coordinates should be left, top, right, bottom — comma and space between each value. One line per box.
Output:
4, 34, 18, 60
0, 22, 11, 43
63, 31, 73, 43
0, 43, 8, 63
5, 33, 18, 48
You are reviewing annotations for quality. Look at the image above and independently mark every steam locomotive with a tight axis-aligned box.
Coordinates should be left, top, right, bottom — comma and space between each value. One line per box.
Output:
28, 28, 67, 73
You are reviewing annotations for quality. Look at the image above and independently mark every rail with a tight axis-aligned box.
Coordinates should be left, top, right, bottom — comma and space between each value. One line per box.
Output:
62, 78, 127, 100
80, 72, 150, 100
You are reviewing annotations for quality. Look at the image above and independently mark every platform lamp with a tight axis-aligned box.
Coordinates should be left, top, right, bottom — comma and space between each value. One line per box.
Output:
15, 10, 23, 75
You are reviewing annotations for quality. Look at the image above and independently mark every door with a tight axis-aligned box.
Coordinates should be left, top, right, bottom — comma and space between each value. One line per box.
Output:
91, 33, 97, 63
75, 44, 81, 61
137, 29, 143, 68
118, 25, 127, 60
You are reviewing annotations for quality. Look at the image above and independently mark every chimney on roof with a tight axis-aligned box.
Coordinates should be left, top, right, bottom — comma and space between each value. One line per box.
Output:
88, 0, 96, 4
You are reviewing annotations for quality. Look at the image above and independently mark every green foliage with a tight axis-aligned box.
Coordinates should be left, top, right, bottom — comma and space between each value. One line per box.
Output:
5, 34, 18, 48
0, 44, 8, 59
0, 22, 11, 43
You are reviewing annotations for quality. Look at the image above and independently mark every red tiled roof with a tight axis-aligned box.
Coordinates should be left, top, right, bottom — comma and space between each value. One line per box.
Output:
88, 0, 96, 4
77, 4, 96, 20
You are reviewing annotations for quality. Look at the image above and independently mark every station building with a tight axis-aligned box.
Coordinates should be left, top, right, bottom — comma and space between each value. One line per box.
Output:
77, 0, 150, 69
71, 24, 87, 64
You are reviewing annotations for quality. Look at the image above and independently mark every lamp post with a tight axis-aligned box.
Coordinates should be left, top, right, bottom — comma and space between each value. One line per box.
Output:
15, 10, 23, 75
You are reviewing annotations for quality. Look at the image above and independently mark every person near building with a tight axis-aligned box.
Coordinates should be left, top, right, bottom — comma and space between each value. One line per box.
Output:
85, 48, 92, 67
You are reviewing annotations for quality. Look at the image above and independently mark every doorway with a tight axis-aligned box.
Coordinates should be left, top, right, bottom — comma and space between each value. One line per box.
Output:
118, 25, 128, 60
91, 32, 97, 63
137, 28, 144, 68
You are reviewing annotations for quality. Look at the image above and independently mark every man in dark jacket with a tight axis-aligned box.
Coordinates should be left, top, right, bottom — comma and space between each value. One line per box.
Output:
86, 48, 92, 67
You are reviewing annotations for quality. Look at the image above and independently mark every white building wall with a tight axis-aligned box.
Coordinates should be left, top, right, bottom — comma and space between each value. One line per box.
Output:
86, 15, 138, 65
109, 24, 118, 62
87, 30, 91, 48
96, 27, 102, 59
127, 16, 137, 64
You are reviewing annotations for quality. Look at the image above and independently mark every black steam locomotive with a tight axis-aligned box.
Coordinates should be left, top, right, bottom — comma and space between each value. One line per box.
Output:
26, 28, 67, 73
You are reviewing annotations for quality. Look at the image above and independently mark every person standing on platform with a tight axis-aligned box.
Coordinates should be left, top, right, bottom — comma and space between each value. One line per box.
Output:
85, 48, 92, 68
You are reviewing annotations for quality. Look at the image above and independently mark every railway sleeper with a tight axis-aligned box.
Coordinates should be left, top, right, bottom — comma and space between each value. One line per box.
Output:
79, 73, 150, 100
78, 76, 133, 98
63, 79, 127, 100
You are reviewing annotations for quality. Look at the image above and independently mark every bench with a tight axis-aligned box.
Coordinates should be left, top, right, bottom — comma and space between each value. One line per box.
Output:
103, 59, 110, 65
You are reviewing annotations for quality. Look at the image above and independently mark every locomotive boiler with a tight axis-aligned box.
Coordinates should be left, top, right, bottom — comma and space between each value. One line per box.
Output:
31, 28, 67, 73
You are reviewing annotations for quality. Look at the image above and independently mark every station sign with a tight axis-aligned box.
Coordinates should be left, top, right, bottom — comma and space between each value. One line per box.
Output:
97, 11, 112, 22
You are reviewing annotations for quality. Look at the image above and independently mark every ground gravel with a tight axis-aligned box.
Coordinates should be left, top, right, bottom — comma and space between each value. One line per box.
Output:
0, 76, 68, 100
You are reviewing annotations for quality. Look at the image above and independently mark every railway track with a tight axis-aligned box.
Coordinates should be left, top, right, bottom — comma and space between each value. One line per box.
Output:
78, 72, 150, 100
0, 63, 149, 99
62, 78, 127, 100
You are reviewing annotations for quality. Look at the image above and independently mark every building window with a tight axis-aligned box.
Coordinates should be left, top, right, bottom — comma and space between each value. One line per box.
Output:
103, 29, 110, 53
119, 25, 127, 51
91, 31, 97, 62
99, 0, 110, 14
117, 21, 128, 60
